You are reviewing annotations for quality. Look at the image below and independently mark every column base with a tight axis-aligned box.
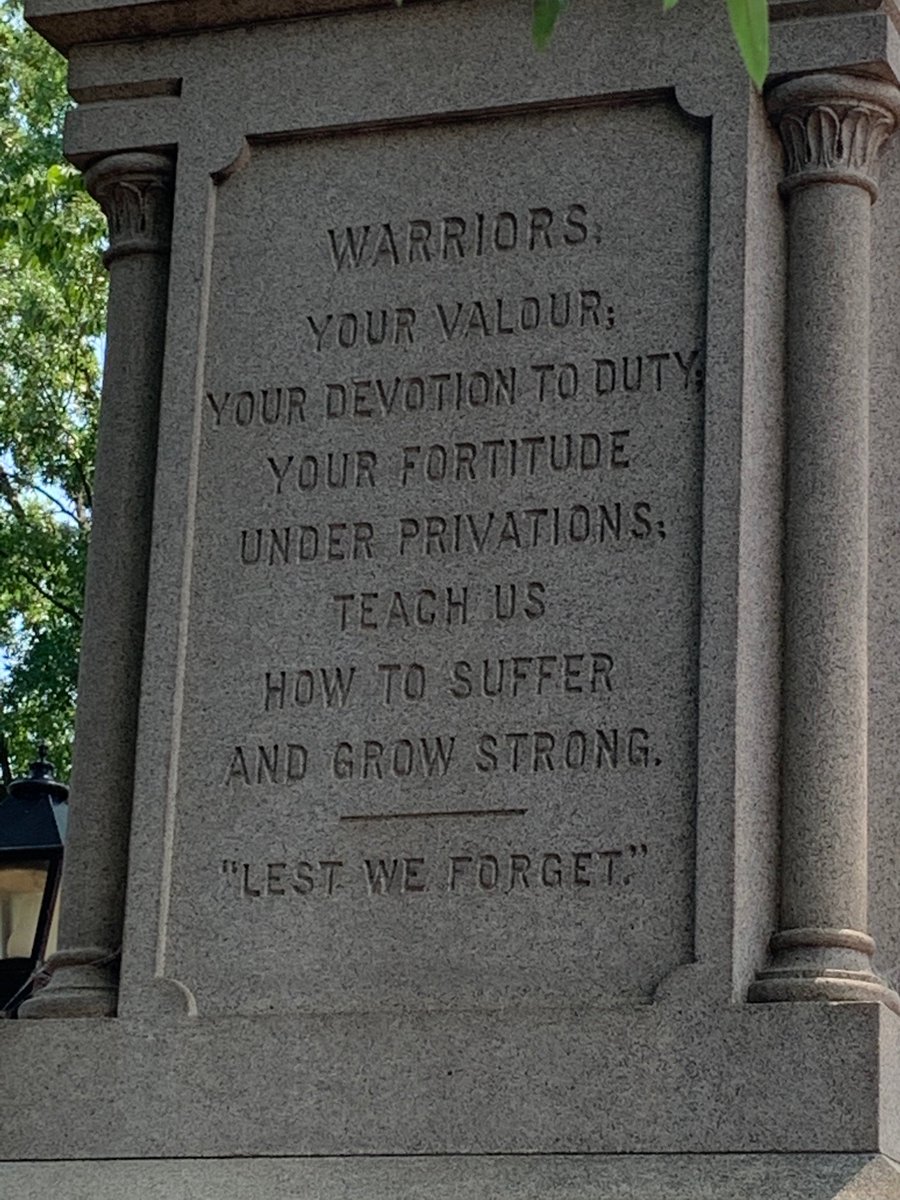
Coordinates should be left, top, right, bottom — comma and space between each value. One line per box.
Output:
748, 926, 900, 1014
749, 967, 900, 1013
17, 947, 119, 1019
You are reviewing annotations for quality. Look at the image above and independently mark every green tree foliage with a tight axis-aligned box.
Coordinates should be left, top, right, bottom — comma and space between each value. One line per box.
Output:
533, 0, 770, 88
0, 1, 106, 787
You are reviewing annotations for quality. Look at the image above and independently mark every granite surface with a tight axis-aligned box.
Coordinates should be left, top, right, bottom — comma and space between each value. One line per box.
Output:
162, 92, 708, 1018
0, 1002, 895, 1159
6, 0, 900, 1194
2, 1153, 900, 1200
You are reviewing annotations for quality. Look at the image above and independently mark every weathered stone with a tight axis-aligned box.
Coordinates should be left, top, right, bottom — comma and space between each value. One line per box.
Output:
5, 0, 900, 1195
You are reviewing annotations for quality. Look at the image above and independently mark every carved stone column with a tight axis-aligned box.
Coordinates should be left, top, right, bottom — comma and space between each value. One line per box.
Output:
20, 152, 174, 1018
750, 75, 900, 1011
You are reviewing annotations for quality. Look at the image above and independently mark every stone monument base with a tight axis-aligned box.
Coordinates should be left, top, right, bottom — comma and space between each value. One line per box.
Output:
2, 1001, 900, 1197
1, 1153, 898, 1199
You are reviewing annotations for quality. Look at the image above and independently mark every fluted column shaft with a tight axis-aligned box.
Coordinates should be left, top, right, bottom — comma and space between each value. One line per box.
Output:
20, 152, 174, 1018
750, 75, 900, 1011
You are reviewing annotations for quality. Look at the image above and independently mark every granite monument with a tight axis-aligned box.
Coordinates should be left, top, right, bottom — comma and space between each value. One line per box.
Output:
4, 0, 900, 1195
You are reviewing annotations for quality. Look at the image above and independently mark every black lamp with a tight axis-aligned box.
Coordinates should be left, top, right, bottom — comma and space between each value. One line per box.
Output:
0, 744, 68, 1013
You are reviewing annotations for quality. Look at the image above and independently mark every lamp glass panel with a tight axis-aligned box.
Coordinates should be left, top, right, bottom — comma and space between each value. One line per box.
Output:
0, 861, 50, 959
45, 884, 61, 958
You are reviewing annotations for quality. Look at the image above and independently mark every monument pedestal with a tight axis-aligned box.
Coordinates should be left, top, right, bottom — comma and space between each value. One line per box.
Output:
5, 0, 900, 1195
5, 999, 900, 1194
4, 1003, 900, 1155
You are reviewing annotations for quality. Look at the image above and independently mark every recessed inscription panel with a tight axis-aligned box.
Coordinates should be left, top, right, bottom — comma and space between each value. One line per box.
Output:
167, 100, 707, 1014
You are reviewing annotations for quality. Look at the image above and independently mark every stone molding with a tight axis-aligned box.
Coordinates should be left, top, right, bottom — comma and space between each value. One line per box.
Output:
26, 0, 390, 54
767, 73, 900, 201
84, 151, 174, 265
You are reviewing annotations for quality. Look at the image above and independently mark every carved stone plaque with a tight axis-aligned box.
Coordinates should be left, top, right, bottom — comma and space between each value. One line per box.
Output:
165, 97, 707, 1015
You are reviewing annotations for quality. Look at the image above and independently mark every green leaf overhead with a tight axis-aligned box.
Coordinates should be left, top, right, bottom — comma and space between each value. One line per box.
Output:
527, 0, 768, 83
726, 0, 769, 88
532, 0, 567, 49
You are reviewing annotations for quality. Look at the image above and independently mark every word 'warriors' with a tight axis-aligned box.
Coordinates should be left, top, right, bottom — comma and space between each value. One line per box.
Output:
326, 202, 596, 271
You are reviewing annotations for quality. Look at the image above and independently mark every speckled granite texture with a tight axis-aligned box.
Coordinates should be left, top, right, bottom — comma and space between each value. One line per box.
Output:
7, 0, 900, 1194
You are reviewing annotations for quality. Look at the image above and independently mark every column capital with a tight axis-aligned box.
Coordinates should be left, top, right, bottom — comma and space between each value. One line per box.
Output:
83, 151, 174, 265
767, 72, 900, 201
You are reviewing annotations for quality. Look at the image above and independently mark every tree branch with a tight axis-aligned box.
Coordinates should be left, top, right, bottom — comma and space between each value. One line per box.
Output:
0, 465, 27, 522
0, 733, 11, 790
5, 467, 81, 525
15, 566, 82, 623
28, 481, 80, 524
73, 455, 93, 512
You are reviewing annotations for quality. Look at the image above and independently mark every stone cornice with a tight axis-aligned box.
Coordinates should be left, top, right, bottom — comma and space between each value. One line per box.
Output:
25, 0, 402, 54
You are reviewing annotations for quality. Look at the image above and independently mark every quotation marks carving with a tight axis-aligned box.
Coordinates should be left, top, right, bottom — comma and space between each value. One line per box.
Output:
624, 842, 649, 886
